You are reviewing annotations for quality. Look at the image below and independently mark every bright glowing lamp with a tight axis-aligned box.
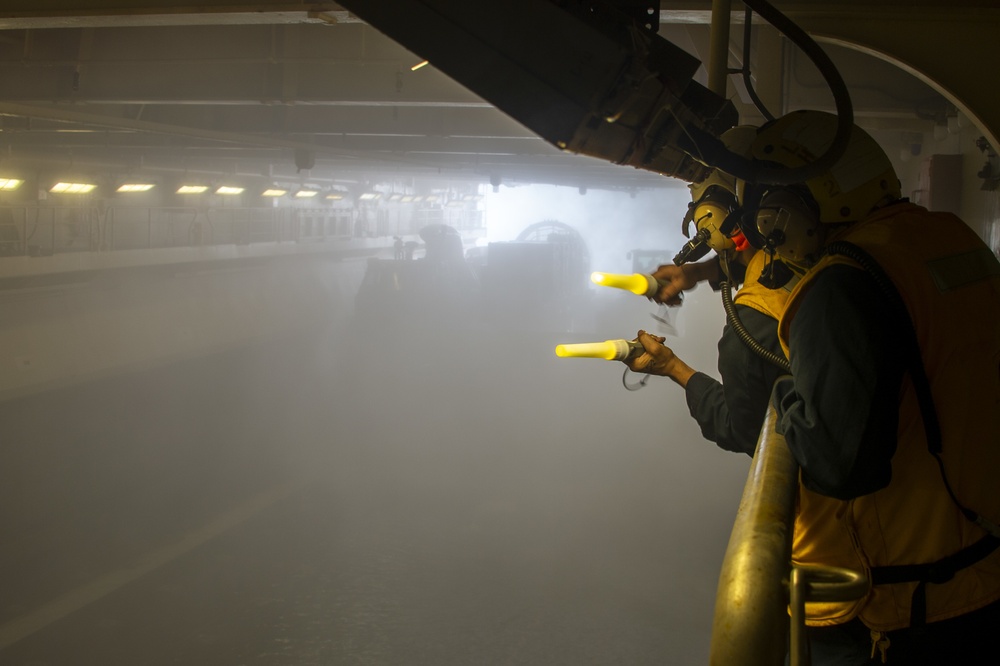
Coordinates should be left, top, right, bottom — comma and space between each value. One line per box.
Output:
116, 183, 155, 193
555, 339, 641, 361
50, 182, 96, 194
590, 271, 657, 297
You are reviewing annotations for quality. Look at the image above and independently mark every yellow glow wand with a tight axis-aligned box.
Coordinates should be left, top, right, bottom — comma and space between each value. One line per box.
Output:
590, 271, 658, 297
554, 339, 642, 361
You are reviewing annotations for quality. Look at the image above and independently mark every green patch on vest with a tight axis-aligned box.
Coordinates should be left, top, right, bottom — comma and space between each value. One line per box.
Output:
926, 247, 1000, 292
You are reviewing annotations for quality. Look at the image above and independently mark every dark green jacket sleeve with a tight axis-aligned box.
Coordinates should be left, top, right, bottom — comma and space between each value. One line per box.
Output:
772, 264, 903, 499
685, 305, 786, 456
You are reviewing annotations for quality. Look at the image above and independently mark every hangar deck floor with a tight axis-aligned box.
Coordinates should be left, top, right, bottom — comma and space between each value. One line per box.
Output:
0, 313, 747, 665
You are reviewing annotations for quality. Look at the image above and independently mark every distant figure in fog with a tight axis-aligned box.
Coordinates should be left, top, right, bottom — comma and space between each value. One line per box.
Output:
393, 236, 404, 260
419, 224, 464, 263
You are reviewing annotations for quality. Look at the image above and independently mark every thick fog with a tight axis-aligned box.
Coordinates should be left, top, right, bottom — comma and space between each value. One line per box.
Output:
0, 184, 755, 665
485, 183, 689, 272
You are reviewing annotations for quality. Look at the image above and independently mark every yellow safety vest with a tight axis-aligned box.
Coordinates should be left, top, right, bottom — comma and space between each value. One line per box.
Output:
733, 249, 791, 321
778, 203, 1000, 631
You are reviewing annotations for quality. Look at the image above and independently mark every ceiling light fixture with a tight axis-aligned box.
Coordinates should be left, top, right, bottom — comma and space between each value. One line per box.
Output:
215, 186, 244, 195
410, 60, 429, 71
0, 178, 24, 191
116, 183, 155, 193
50, 182, 96, 194
262, 189, 287, 197
177, 185, 209, 194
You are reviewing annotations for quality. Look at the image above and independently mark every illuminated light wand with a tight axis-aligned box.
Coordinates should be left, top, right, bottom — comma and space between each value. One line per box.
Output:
590, 271, 681, 335
590, 271, 658, 297
554, 339, 642, 361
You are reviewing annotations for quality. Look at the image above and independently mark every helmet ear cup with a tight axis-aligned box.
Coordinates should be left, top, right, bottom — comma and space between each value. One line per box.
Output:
692, 185, 738, 252
734, 180, 767, 250
755, 188, 824, 268
735, 208, 768, 250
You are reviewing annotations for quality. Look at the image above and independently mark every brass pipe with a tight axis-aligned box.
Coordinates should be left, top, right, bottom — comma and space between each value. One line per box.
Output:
709, 397, 798, 666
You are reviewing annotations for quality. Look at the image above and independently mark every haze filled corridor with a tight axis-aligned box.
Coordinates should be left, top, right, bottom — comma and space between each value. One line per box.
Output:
0, 299, 749, 665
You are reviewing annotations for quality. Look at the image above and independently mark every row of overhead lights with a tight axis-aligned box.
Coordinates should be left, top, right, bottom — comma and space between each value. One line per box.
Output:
0, 176, 483, 204
106, 183, 346, 199
0, 177, 350, 199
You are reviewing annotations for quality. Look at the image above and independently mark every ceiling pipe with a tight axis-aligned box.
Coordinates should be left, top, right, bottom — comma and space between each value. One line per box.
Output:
0, 7, 362, 30
708, 0, 733, 98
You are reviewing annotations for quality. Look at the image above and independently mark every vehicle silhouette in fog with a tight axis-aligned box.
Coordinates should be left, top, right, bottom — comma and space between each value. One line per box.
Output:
354, 220, 592, 331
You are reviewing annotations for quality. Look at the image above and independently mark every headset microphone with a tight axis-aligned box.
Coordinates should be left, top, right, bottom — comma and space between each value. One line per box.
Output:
672, 227, 712, 265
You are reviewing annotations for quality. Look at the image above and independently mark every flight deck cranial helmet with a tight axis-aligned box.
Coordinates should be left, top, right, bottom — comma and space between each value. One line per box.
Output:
676, 125, 757, 264
749, 110, 901, 270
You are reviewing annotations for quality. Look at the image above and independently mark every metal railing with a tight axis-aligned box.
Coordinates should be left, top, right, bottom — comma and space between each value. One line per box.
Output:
709, 398, 868, 666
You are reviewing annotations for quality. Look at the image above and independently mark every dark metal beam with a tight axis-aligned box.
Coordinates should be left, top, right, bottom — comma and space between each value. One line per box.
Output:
337, 0, 737, 183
